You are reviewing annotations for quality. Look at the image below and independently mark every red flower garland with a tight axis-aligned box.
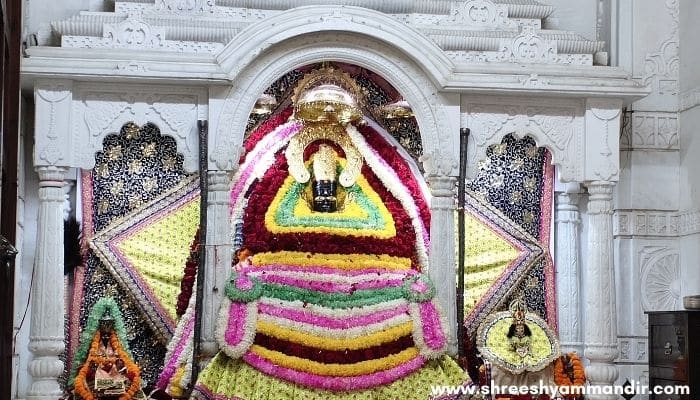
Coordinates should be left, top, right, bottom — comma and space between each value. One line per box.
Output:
358, 124, 431, 231
175, 229, 200, 317
241, 150, 420, 267
240, 108, 294, 164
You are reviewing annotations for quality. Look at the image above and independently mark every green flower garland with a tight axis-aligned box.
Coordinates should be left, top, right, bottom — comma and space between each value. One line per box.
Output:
67, 297, 133, 386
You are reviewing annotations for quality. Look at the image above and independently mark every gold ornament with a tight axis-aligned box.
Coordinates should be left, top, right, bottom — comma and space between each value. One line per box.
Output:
285, 123, 363, 187
380, 100, 414, 119
292, 67, 364, 125
252, 93, 277, 115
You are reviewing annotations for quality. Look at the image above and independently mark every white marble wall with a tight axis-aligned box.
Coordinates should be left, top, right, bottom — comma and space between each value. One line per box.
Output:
612, 0, 683, 396
611, 1, 699, 398
542, 0, 598, 41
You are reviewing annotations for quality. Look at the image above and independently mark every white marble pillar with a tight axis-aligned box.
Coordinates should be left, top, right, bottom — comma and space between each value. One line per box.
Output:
583, 181, 619, 400
427, 174, 457, 355
27, 166, 67, 400
200, 170, 233, 359
555, 189, 584, 355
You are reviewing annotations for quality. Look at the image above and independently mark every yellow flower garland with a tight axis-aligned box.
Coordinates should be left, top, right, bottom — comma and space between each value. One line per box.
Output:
255, 320, 414, 351
249, 345, 420, 376
252, 251, 411, 271
264, 174, 396, 238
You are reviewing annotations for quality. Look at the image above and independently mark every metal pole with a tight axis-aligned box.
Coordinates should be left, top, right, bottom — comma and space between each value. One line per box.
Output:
191, 120, 208, 389
456, 128, 469, 359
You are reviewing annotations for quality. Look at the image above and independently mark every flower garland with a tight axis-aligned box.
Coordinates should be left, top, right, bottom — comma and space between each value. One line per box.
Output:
240, 108, 294, 162
68, 298, 133, 387
251, 251, 412, 271
360, 120, 431, 229
247, 344, 420, 376
230, 121, 300, 223
216, 297, 258, 359
241, 152, 420, 263
176, 229, 199, 317
554, 352, 586, 399
157, 276, 197, 393
346, 124, 430, 269
74, 330, 141, 400
241, 351, 426, 391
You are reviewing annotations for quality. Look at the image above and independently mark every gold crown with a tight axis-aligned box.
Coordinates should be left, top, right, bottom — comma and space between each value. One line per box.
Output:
509, 298, 527, 325
292, 67, 364, 125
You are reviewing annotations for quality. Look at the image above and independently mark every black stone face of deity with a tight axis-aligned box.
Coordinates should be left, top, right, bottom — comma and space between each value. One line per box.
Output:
313, 180, 338, 212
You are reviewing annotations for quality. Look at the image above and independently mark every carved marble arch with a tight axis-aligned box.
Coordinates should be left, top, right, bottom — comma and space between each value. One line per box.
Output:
211, 32, 458, 177
461, 96, 585, 182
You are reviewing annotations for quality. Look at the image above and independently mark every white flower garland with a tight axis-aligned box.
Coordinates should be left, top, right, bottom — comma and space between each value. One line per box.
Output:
229, 121, 301, 229
215, 297, 258, 360
158, 277, 197, 393
246, 269, 412, 285
408, 299, 450, 359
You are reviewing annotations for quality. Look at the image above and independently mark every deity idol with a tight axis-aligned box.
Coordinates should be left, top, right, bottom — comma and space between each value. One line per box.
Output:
190, 67, 465, 399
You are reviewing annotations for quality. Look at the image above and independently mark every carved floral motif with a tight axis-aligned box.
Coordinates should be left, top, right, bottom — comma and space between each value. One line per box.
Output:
103, 17, 165, 49
640, 247, 681, 312
449, 0, 514, 28
71, 84, 205, 172
154, 0, 215, 14
639, 0, 679, 96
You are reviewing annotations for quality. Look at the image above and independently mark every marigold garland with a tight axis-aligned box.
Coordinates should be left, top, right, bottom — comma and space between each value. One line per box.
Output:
74, 330, 141, 400
68, 298, 133, 386
554, 352, 586, 399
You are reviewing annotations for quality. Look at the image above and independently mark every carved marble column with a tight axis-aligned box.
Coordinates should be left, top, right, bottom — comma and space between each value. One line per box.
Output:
27, 166, 67, 400
583, 181, 619, 400
555, 188, 583, 355
200, 170, 233, 359
426, 174, 457, 355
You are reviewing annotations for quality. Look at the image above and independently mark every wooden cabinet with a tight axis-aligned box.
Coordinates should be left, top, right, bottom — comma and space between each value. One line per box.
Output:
646, 311, 700, 400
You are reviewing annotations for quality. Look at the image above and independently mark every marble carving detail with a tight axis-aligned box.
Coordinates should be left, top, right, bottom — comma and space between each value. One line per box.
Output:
35, 81, 72, 167
449, 0, 514, 28
613, 211, 680, 237
639, 0, 679, 96
640, 247, 681, 312
103, 17, 165, 48
620, 112, 679, 150
616, 338, 648, 363
681, 85, 700, 112
61, 16, 223, 53
462, 99, 583, 182
71, 84, 206, 172
154, 0, 215, 14
614, 210, 700, 237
